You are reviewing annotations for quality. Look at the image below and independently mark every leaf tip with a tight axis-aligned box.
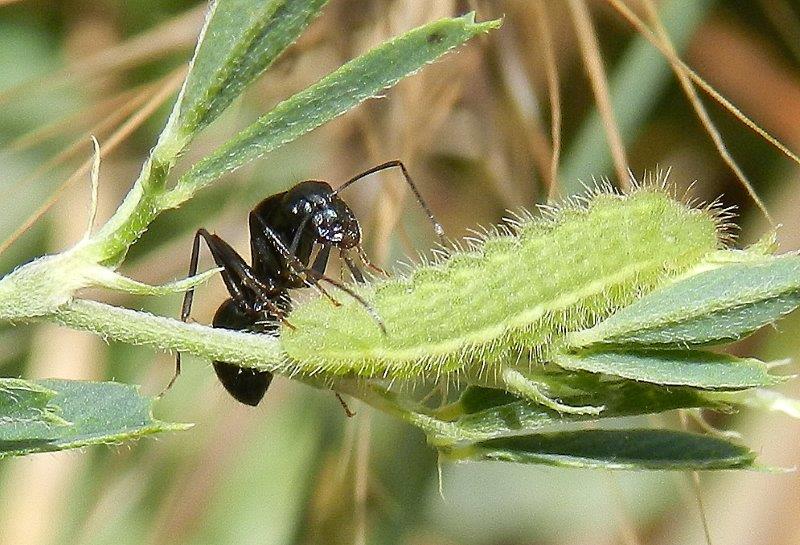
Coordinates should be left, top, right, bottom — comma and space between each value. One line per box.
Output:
460, 11, 503, 33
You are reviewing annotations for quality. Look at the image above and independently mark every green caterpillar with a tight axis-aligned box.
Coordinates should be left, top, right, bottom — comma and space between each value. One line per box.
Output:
280, 184, 728, 406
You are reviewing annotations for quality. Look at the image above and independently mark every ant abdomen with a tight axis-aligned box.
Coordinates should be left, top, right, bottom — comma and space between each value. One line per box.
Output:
211, 298, 274, 406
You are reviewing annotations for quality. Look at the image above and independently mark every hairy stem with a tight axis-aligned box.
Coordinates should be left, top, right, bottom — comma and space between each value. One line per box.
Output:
48, 299, 287, 373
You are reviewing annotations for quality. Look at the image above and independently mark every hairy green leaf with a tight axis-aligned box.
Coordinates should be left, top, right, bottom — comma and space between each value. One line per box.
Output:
0, 379, 188, 458
554, 349, 783, 390
442, 429, 756, 470
168, 13, 500, 204
0, 378, 70, 427
568, 254, 800, 348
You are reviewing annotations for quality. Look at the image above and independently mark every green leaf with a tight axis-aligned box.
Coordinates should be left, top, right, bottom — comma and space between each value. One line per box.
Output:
169, 13, 500, 204
0, 378, 70, 427
449, 382, 730, 440
553, 349, 784, 390
169, 0, 328, 139
568, 254, 800, 349
442, 429, 756, 470
0, 379, 189, 458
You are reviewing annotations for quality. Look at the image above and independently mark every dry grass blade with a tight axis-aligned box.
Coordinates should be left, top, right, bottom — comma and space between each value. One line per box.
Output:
5, 86, 140, 153
608, 0, 800, 183
637, 0, 775, 227
1, 78, 170, 204
758, 0, 800, 63
567, 0, 629, 190
532, 0, 563, 201
0, 70, 184, 256
679, 411, 715, 545
0, 6, 201, 107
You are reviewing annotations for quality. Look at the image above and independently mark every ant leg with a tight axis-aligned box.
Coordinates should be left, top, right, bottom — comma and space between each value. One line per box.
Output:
335, 160, 447, 246
311, 243, 331, 276
159, 230, 204, 398
193, 229, 291, 324
354, 245, 388, 277
163, 229, 289, 399
313, 281, 342, 307
341, 250, 366, 284
304, 267, 386, 334
335, 392, 356, 417
288, 214, 312, 257
251, 215, 387, 334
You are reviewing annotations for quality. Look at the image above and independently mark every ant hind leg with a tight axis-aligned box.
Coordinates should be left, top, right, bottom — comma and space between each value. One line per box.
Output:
159, 229, 206, 399
164, 228, 286, 400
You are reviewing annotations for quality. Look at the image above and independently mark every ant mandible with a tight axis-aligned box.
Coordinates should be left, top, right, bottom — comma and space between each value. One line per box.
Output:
171, 161, 444, 407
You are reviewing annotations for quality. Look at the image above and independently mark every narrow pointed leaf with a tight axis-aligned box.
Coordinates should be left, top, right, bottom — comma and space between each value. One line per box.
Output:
170, 0, 328, 138
568, 254, 800, 349
172, 13, 500, 200
0, 379, 189, 458
442, 429, 756, 470
450, 383, 730, 440
554, 349, 783, 390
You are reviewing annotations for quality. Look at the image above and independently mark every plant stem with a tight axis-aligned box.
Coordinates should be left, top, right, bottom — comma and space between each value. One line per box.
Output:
48, 299, 287, 373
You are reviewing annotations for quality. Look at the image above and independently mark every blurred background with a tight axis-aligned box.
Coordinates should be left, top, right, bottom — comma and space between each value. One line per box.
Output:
1, 0, 799, 544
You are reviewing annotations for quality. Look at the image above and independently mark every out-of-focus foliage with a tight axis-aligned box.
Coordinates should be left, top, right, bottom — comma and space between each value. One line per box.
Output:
1, 1, 800, 545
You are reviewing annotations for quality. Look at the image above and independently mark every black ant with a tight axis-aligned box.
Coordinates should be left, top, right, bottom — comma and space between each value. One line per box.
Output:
172, 161, 444, 407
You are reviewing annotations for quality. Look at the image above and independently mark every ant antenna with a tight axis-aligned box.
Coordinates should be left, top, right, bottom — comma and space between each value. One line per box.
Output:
335, 160, 447, 247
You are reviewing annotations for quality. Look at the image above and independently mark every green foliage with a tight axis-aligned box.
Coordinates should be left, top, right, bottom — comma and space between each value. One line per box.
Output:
0, 378, 69, 427
553, 350, 782, 389
443, 429, 755, 470
448, 382, 730, 440
0, 0, 797, 474
0, 379, 187, 457
169, 13, 500, 205
172, 0, 330, 139
567, 253, 800, 348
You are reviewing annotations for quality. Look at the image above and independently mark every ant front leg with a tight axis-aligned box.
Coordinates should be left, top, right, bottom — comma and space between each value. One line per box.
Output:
311, 243, 332, 276
251, 214, 387, 335
341, 249, 366, 284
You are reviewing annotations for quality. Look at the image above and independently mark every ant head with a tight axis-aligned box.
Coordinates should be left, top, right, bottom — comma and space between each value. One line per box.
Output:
284, 181, 361, 249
